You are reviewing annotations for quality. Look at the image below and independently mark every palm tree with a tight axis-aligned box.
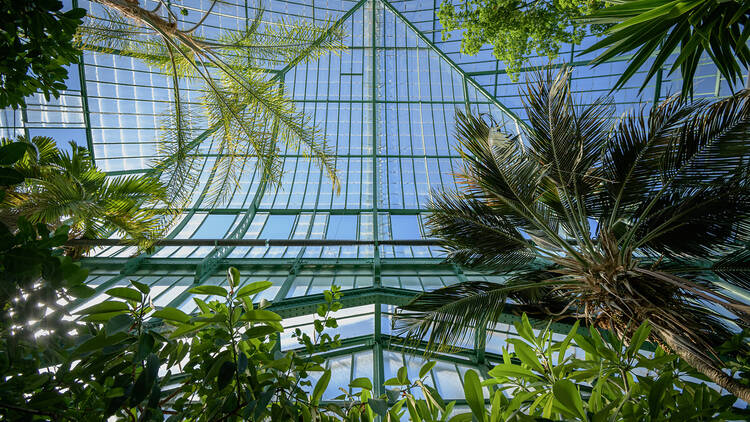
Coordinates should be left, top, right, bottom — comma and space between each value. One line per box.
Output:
582, 0, 750, 98
78, 0, 346, 206
0, 136, 168, 251
396, 68, 750, 401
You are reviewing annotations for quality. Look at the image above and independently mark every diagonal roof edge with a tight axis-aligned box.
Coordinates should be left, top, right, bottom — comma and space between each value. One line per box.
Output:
379, 0, 530, 132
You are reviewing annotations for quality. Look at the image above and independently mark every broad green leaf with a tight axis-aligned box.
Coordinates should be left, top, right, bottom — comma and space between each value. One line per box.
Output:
368, 398, 388, 417
463, 369, 485, 421
312, 369, 331, 405
487, 364, 540, 380
227, 267, 240, 288
558, 320, 580, 365
193, 297, 210, 313
217, 361, 236, 390
130, 279, 150, 294
75, 300, 129, 315
349, 377, 373, 390
68, 285, 96, 298
626, 320, 651, 358
236, 281, 272, 298
0, 142, 27, 165
241, 310, 282, 322
106, 287, 142, 302
0, 167, 24, 186
105, 313, 134, 335
419, 361, 437, 378
244, 325, 278, 338
152, 307, 191, 324
509, 339, 544, 373
397, 366, 409, 385
552, 379, 586, 420
188, 285, 228, 297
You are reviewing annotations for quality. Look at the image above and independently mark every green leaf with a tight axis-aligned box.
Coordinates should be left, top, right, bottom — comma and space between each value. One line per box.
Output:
626, 320, 651, 358
106, 287, 142, 302
552, 379, 586, 420
130, 279, 150, 295
397, 366, 409, 385
419, 361, 437, 378
236, 281, 272, 298
152, 307, 191, 324
217, 361, 236, 390
0, 167, 24, 186
464, 369, 485, 421
244, 325, 279, 338
134, 333, 155, 362
368, 398, 388, 417
227, 267, 240, 288
0, 142, 27, 165
105, 313, 134, 335
188, 285, 228, 297
68, 285, 96, 298
509, 339, 544, 373
240, 310, 282, 321
447, 413, 474, 422
75, 301, 129, 315
349, 377, 373, 390
312, 369, 331, 405
487, 363, 540, 380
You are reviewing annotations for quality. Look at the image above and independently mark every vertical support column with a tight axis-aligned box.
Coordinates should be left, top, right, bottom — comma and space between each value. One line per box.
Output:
373, 298, 385, 397
653, 67, 663, 106
74, 0, 94, 158
370, 0, 381, 288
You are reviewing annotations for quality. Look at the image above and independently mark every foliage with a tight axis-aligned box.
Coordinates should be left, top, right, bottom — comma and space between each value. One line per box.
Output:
447, 315, 746, 421
0, 136, 169, 251
0, 0, 86, 109
0, 141, 92, 420
78, 0, 346, 206
397, 67, 750, 401
437, 0, 605, 78
583, 0, 750, 98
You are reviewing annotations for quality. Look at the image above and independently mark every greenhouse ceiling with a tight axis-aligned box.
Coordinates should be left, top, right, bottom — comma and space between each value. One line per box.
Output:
0, 0, 736, 404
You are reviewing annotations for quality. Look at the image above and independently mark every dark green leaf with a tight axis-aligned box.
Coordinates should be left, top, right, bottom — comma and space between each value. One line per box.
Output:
236, 281, 272, 298
188, 285, 228, 297
106, 287, 142, 302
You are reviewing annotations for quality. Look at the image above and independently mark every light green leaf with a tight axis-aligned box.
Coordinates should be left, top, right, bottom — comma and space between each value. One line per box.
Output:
419, 361, 437, 379
188, 285, 228, 297
626, 320, 651, 358
106, 287, 142, 302
349, 377, 373, 390
75, 301, 129, 315
312, 369, 331, 405
509, 339, 544, 373
130, 279, 150, 295
236, 281, 272, 298
227, 267, 240, 288
463, 369, 485, 421
152, 307, 191, 324
240, 310, 282, 321
553, 379, 586, 420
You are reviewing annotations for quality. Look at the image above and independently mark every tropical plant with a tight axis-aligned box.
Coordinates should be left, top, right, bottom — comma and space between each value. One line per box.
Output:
396, 68, 750, 401
0, 136, 168, 251
436, 0, 606, 78
0, 0, 86, 109
77, 0, 345, 206
582, 0, 750, 98
450, 315, 747, 421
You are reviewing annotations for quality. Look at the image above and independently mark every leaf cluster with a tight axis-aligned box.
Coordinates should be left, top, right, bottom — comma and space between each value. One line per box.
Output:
0, 0, 85, 109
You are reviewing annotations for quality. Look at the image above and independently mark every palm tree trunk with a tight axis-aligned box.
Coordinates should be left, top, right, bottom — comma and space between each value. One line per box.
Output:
656, 328, 750, 403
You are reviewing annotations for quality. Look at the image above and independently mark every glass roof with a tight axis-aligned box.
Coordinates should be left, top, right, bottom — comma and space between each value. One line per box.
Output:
1, 0, 732, 401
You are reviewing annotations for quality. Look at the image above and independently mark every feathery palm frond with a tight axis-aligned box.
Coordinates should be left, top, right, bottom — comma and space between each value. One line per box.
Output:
582, 0, 750, 98
396, 68, 750, 401
0, 136, 169, 252
83, 0, 346, 208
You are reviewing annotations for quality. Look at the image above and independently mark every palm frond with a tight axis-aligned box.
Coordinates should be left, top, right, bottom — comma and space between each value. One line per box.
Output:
395, 276, 572, 352
712, 248, 750, 291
